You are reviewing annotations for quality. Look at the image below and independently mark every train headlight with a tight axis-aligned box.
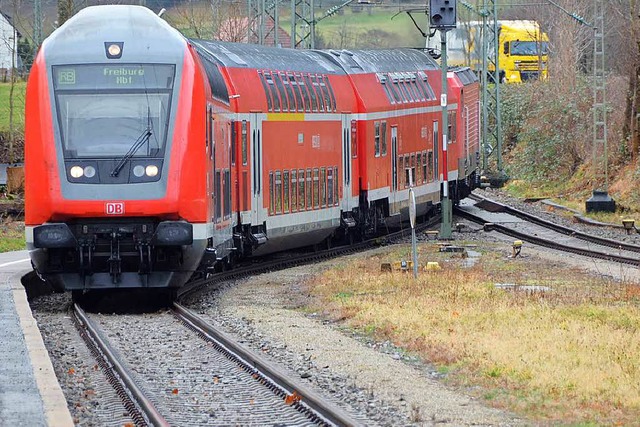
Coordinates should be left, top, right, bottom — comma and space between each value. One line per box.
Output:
105, 42, 123, 59
145, 165, 159, 177
133, 165, 145, 177
108, 44, 121, 56
83, 166, 96, 178
70, 166, 84, 178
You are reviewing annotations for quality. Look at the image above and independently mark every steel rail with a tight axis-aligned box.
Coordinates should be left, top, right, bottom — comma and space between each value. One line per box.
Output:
73, 304, 170, 427
173, 303, 362, 427
468, 193, 640, 253
455, 206, 640, 266
178, 215, 441, 300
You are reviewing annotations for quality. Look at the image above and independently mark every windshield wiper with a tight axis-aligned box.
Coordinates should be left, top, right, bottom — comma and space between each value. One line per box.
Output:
110, 128, 153, 177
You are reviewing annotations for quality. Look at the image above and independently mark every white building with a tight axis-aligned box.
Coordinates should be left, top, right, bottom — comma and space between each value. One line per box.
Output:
0, 11, 19, 77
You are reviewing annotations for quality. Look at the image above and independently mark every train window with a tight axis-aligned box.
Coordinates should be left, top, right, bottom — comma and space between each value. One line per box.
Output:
420, 77, 436, 101
411, 154, 416, 186
404, 155, 410, 188
258, 71, 274, 112
281, 73, 296, 112
275, 170, 283, 214
291, 170, 298, 212
414, 78, 428, 101
306, 168, 313, 210
351, 120, 358, 158
422, 151, 427, 183
264, 72, 281, 112
381, 122, 387, 156
303, 75, 318, 112
224, 169, 231, 219
230, 122, 236, 166
416, 152, 422, 184
334, 166, 339, 206
374, 122, 380, 157
283, 170, 290, 213
296, 74, 311, 112
273, 73, 289, 112
313, 168, 320, 209
243, 171, 248, 211
195, 60, 229, 104
215, 170, 222, 221
327, 168, 333, 206
242, 121, 248, 166
269, 172, 275, 215
389, 80, 403, 104
448, 111, 457, 144
320, 168, 327, 207
427, 150, 434, 182
324, 75, 337, 112
289, 74, 304, 112
311, 76, 325, 112
398, 156, 404, 188
299, 169, 306, 211
206, 107, 211, 157
407, 77, 420, 101
381, 81, 395, 104
398, 80, 412, 103
319, 78, 332, 112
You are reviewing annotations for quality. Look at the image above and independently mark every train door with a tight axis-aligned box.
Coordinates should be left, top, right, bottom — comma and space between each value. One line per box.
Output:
250, 113, 265, 228
341, 115, 352, 212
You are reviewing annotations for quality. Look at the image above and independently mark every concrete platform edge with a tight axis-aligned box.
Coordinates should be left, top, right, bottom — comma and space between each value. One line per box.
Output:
10, 270, 74, 427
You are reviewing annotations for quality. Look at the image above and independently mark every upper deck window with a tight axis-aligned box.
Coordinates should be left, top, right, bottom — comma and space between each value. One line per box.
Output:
53, 64, 175, 159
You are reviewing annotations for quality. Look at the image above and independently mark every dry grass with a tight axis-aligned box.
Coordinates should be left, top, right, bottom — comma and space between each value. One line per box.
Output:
307, 243, 640, 424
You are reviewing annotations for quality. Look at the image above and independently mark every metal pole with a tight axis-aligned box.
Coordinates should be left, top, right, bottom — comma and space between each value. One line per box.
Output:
480, 12, 489, 172
409, 186, 418, 279
291, 0, 296, 48
440, 29, 452, 239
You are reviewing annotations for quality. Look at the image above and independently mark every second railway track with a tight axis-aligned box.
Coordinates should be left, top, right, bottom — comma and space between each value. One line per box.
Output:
457, 194, 640, 266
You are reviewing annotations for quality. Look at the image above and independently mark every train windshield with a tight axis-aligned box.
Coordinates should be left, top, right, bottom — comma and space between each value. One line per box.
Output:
52, 64, 175, 159
509, 41, 549, 56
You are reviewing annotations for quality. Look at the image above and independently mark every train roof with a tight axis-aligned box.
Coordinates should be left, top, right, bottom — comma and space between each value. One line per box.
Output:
449, 67, 478, 85
318, 48, 440, 74
42, 5, 186, 65
190, 39, 346, 74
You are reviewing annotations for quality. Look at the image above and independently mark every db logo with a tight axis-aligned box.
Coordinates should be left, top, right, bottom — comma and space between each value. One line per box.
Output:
105, 202, 125, 215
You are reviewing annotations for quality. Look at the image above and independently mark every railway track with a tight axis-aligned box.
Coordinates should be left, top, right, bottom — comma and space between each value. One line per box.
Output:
456, 194, 640, 266
178, 214, 442, 300
72, 302, 361, 426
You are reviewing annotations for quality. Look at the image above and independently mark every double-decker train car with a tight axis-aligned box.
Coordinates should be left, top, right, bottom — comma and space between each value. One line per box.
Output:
25, 5, 479, 293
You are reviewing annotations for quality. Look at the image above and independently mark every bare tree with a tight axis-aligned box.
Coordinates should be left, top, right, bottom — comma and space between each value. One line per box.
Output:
167, 0, 249, 41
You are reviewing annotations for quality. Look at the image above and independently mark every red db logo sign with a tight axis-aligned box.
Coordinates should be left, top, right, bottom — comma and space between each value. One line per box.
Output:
105, 202, 125, 215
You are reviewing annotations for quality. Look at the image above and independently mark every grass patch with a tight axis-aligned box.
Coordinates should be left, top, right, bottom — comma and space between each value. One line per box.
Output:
0, 82, 26, 134
307, 242, 640, 424
0, 219, 25, 252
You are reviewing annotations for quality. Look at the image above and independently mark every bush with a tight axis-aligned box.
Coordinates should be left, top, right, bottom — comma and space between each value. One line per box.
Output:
502, 78, 593, 183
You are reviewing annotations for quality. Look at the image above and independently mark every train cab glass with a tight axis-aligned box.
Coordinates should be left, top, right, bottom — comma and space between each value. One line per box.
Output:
52, 64, 174, 184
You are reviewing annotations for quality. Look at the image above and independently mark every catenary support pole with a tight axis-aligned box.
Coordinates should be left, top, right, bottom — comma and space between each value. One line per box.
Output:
440, 28, 452, 239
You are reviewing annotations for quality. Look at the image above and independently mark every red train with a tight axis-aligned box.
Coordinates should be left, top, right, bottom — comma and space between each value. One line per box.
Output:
25, 5, 480, 293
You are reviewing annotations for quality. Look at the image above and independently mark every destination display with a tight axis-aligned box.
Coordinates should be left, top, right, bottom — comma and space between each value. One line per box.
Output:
53, 64, 175, 90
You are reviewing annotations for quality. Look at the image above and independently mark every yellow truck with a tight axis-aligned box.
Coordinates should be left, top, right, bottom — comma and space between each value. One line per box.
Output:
427, 20, 549, 83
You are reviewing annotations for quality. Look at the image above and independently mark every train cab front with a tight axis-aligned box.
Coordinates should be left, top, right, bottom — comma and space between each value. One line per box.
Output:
24, 6, 208, 292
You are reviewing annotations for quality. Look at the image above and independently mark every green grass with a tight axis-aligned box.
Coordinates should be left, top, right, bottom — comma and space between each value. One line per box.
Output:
0, 82, 26, 134
0, 219, 25, 252
166, 3, 427, 48
287, 8, 428, 48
